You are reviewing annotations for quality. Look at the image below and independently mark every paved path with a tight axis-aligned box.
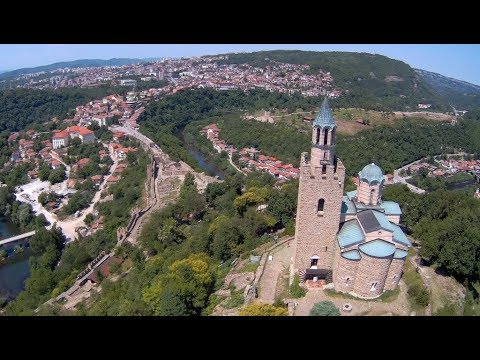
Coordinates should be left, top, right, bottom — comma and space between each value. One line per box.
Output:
228, 154, 245, 175
393, 159, 426, 194
257, 241, 293, 304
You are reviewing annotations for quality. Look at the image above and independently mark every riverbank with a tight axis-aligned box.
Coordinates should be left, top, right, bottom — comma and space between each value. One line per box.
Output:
0, 215, 30, 306
0, 249, 31, 306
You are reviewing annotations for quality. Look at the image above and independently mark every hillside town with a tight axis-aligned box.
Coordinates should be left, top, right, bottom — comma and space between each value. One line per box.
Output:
2, 56, 343, 98
2, 93, 145, 241
404, 157, 480, 177
201, 123, 300, 180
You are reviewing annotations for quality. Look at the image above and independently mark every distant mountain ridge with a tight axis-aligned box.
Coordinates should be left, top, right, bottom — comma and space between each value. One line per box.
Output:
415, 68, 480, 109
0, 58, 159, 80
415, 68, 480, 94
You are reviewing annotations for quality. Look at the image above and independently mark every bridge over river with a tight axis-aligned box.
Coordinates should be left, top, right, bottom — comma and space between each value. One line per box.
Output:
0, 231, 36, 251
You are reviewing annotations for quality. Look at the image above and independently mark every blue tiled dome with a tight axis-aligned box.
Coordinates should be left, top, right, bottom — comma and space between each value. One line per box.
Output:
312, 97, 336, 128
358, 163, 384, 184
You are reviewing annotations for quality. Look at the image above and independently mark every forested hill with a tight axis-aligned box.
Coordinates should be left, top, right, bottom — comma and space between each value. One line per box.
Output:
214, 50, 448, 111
0, 58, 158, 80
0, 86, 123, 132
415, 68, 480, 110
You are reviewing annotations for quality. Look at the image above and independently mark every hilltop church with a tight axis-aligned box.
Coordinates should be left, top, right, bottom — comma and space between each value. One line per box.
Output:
291, 98, 411, 298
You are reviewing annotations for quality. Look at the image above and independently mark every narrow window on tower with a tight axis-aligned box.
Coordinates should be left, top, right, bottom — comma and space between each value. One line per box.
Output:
317, 198, 325, 212
322, 165, 327, 175
323, 128, 329, 145
316, 127, 320, 144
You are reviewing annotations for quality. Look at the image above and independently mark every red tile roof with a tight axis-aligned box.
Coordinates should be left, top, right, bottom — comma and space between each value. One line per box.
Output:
107, 176, 120, 183
77, 158, 91, 166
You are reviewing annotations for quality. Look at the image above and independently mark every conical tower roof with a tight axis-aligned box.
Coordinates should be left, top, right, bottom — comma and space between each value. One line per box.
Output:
312, 97, 336, 128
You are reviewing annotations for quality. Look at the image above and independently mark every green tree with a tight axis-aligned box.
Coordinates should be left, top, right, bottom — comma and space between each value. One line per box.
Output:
211, 217, 244, 261
48, 169, 65, 184
156, 218, 185, 250
38, 163, 51, 181
142, 253, 215, 316
84, 213, 95, 226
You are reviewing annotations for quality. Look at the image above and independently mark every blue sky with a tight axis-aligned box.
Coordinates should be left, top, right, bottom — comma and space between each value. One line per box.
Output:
1, 44, 479, 85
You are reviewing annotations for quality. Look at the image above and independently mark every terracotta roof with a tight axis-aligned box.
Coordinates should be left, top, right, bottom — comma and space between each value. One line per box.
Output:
68, 126, 93, 135
77, 158, 91, 166
53, 131, 68, 139
107, 176, 119, 182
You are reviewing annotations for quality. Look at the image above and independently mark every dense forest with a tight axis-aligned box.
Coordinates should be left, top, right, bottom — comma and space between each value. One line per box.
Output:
215, 116, 480, 176
336, 119, 480, 175
214, 50, 449, 111
217, 114, 309, 167
139, 88, 480, 177
138, 88, 322, 169
58, 171, 298, 315
384, 185, 480, 286
0, 86, 127, 132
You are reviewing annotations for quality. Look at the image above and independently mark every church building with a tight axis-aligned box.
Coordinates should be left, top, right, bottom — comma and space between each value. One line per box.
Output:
292, 97, 410, 298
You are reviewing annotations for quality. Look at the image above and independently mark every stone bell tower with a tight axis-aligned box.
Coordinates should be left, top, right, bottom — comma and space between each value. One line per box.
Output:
292, 97, 346, 283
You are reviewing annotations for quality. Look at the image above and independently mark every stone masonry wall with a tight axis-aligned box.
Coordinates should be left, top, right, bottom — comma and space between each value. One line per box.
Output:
333, 247, 360, 293
384, 258, 405, 291
293, 158, 345, 274
357, 182, 382, 206
353, 253, 392, 298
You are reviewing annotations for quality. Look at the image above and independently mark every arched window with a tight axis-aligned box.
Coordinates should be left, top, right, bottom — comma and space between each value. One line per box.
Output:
317, 198, 325, 212
323, 128, 329, 145
315, 128, 320, 144
331, 128, 336, 145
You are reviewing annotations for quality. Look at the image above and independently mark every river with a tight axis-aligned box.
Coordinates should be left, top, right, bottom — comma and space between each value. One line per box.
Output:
189, 148, 225, 180
176, 130, 225, 180
0, 217, 30, 306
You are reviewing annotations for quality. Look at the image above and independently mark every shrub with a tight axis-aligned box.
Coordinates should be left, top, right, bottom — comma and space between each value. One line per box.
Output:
309, 301, 340, 316
238, 303, 288, 316
289, 274, 306, 298
407, 284, 430, 307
